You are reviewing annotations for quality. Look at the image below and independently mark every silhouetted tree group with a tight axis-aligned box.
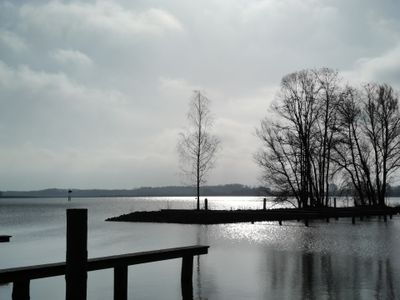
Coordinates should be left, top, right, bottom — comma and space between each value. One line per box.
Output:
256, 68, 400, 208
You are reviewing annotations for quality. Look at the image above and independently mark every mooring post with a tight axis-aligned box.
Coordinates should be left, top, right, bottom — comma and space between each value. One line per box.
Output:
326, 218, 329, 223
204, 198, 208, 211
181, 255, 194, 299
12, 280, 30, 300
114, 266, 128, 300
334, 197, 336, 208
263, 198, 267, 211
278, 220, 282, 226
304, 219, 309, 227
66, 209, 88, 300
352, 216, 355, 225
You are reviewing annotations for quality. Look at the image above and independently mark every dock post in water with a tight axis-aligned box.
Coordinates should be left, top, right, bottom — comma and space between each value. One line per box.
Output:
181, 255, 194, 299
114, 266, 128, 300
352, 216, 355, 225
263, 198, 267, 211
66, 209, 88, 300
12, 280, 30, 300
204, 198, 208, 211
334, 197, 336, 208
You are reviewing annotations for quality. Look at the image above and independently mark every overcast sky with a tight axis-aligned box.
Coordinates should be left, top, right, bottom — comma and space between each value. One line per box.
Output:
1, 0, 400, 190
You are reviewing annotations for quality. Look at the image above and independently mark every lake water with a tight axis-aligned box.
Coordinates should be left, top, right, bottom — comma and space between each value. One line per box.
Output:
1, 196, 400, 300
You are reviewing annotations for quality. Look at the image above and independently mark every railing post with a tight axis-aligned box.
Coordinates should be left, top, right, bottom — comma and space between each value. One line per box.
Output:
66, 209, 88, 300
12, 280, 30, 300
114, 266, 128, 300
181, 255, 193, 299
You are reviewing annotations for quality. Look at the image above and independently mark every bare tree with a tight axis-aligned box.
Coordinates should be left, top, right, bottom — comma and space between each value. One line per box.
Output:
178, 91, 220, 210
256, 68, 341, 208
362, 84, 400, 206
333, 84, 400, 206
332, 86, 374, 206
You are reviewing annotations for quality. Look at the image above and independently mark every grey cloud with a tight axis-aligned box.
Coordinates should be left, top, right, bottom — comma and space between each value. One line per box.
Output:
51, 49, 93, 66
0, 29, 28, 52
0, 0, 400, 189
19, 1, 183, 36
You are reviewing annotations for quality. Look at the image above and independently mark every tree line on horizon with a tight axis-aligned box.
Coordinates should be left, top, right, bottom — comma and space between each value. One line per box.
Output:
0, 184, 269, 198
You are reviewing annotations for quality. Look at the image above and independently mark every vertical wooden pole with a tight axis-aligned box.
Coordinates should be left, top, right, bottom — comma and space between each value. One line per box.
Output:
204, 198, 208, 211
181, 255, 193, 300
304, 219, 309, 227
66, 209, 88, 300
263, 198, 267, 211
352, 216, 355, 225
12, 280, 30, 300
114, 266, 128, 300
334, 197, 336, 208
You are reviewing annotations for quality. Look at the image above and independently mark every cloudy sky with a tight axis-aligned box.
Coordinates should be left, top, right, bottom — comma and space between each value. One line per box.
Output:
0, 0, 400, 190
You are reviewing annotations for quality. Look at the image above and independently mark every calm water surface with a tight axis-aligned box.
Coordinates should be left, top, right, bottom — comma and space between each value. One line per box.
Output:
1, 197, 400, 299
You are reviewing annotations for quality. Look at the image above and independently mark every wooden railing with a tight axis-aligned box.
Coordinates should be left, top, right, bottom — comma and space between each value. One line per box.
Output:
0, 209, 209, 300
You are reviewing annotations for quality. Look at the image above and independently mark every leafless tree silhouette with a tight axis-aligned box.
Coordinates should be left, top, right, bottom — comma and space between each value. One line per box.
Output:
256, 68, 341, 208
178, 91, 220, 210
333, 84, 400, 206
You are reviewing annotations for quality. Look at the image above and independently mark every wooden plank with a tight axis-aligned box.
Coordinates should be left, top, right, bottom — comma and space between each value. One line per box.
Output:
0, 235, 11, 243
0, 245, 209, 284
0, 262, 65, 283
87, 246, 209, 271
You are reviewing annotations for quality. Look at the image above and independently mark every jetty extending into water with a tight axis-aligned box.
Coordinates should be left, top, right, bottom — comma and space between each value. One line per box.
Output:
107, 206, 400, 225
0, 209, 209, 300
0, 235, 11, 243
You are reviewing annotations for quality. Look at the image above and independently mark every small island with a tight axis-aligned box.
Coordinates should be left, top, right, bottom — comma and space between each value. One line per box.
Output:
106, 206, 400, 225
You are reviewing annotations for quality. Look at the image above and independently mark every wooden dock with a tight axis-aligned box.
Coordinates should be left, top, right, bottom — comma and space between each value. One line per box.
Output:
0, 209, 209, 300
0, 235, 11, 243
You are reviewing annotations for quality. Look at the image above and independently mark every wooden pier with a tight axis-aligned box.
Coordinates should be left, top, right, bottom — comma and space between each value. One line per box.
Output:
0, 209, 209, 300
0, 235, 11, 243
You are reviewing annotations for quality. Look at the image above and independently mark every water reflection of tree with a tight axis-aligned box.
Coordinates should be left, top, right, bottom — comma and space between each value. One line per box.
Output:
194, 224, 217, 300
262, 250, 398, 300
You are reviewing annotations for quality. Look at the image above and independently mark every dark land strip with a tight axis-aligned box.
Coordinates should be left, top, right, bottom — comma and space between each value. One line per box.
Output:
106, 207, 400, 225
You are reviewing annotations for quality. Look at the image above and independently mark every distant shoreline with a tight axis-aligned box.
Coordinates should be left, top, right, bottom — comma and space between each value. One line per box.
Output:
3, 184, 400, 198
0, 184, 270, 198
